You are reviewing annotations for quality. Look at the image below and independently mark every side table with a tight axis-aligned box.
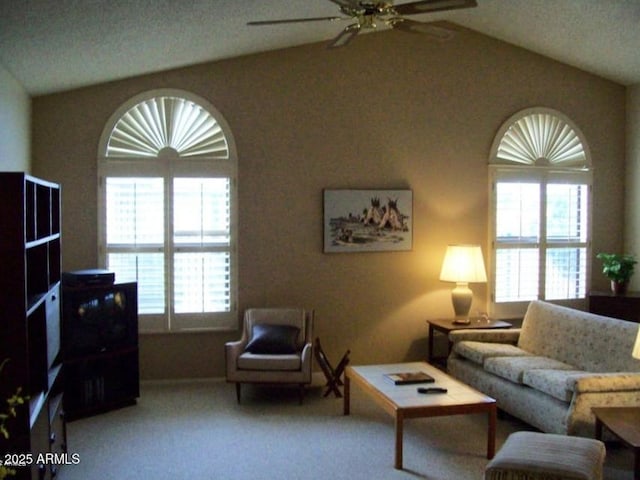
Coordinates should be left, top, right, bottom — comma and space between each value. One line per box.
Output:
593, 406, 640, 480
427, 317, 512, 365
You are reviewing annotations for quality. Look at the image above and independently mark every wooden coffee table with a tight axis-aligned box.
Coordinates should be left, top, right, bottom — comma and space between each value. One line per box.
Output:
593, 406, 640, 480
343, 361, 496, 469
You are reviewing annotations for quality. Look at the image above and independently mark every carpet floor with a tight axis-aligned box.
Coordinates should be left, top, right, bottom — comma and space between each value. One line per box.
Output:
56, 379, 635, 480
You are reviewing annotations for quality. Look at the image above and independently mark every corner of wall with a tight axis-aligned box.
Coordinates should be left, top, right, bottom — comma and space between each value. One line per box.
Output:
0, 63, 31, 172
625, 84, 640, 289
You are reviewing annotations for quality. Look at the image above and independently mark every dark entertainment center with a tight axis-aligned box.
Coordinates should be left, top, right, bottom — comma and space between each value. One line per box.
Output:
61, 277, 139, 420
0, 173, 139, 479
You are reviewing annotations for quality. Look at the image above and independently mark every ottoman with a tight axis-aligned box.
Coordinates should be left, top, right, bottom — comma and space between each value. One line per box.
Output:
484, 431, 606, 480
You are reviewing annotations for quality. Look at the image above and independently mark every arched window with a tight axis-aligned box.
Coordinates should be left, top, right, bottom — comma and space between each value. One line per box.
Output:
489, 107, 592, 317
98, 89, 237, 332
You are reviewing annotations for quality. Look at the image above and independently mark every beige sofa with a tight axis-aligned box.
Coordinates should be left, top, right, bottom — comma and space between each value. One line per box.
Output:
447, 300, 640, 437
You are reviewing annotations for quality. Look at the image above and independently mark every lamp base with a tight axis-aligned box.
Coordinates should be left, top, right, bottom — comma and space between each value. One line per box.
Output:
451, 282, 473, 319
453, 318, 471, 325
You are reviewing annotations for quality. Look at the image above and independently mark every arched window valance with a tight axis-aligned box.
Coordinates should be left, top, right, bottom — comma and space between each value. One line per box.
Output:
103, 93, 230, 159
490, 107, 590, 168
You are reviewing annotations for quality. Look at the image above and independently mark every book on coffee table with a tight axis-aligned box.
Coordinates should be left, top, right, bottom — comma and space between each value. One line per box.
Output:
384, 371, 435, 385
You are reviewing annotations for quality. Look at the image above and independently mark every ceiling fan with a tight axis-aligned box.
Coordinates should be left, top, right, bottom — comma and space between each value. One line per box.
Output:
248, 0, 477, 48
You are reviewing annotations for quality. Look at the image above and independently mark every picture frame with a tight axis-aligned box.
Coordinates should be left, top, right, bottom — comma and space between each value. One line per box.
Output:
323, 189, 413, 253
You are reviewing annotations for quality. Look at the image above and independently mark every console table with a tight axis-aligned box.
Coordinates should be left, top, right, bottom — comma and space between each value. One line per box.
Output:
427, 317, 512, 365
589, 291, 640, 323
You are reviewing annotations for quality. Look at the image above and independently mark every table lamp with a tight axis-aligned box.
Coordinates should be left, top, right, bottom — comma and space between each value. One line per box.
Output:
633, 328, 640, 359
440, 244, 487, 323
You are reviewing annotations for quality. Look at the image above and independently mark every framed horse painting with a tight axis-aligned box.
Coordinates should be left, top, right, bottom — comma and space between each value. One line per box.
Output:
323, 189, 413, 253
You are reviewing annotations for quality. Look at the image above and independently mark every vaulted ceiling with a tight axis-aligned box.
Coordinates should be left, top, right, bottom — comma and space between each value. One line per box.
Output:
1, 0, 638, 96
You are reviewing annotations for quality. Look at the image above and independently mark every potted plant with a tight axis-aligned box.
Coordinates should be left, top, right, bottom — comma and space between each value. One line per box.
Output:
596, 253, 637, 294
0, 359, 26, 480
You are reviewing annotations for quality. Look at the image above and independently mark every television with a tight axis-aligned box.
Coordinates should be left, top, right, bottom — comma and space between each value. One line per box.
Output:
62, 282, 138, 358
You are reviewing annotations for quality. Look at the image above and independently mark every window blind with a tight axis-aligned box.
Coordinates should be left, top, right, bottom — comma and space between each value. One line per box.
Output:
494, 180, 588, 303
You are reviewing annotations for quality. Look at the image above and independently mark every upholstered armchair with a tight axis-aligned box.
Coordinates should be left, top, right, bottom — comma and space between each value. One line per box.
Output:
225, 308, 314, 404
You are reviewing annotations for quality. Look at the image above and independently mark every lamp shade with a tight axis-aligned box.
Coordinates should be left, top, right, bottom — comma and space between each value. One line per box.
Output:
633, 328, 640, 360
440, 245, 487, 283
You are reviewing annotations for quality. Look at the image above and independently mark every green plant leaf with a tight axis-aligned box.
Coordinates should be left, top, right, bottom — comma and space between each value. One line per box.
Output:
597, 252, 637, 282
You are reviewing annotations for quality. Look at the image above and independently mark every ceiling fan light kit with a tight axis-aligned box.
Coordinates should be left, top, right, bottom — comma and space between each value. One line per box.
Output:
248, 0, 477, 48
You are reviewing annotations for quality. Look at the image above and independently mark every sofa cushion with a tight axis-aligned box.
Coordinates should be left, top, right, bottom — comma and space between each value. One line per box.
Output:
245, 324, 300, 354
484, 356, 577, 384
245, 308, 307, 348
522, 369, 588, 402
453, 341, 532, 366
237, 352, 301, 371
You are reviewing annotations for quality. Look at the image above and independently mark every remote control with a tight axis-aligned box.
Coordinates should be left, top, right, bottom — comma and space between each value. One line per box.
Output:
417, 387, 448, 394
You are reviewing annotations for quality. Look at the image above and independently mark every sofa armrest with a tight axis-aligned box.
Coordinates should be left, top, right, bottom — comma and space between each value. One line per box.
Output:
225, 340, 247, 377
226, 339, 246, 356
449, 328, 521, 345
574, 373, 640, 393
567, 374, 640, 436
301, 342, 313, 375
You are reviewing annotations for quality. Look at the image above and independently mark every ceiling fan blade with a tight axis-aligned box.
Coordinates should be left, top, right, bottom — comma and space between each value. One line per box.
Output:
328, 24, 361, 48
389, 18, 454, 40
327, 0, 360, 7
394, 0, 477, 15
248, 16, 343, 26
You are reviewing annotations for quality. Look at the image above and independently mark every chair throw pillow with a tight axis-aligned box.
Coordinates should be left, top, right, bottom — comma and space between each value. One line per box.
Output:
245, 324, 300, 354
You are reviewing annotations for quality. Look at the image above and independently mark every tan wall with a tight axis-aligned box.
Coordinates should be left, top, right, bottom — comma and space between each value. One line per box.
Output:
0, 63, 31, 172
31, 26, 626, 379
626, 85, 640, 290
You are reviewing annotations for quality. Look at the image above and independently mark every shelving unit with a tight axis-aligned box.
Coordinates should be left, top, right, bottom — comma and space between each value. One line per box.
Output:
0, 173, 67, 480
